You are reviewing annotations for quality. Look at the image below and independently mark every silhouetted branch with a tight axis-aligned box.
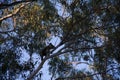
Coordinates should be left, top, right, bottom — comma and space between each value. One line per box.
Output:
0, 0, 36, 9
27, 43, 65, 80
27, 43, 104, 80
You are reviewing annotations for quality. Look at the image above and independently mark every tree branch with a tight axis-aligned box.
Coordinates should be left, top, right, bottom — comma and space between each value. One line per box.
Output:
0, 3, 30, 22
67, 61, 92, 66
27, 44, 104, 80
56, 66, 120, 80
27, 43, 66, 80
0, 0, 36, 9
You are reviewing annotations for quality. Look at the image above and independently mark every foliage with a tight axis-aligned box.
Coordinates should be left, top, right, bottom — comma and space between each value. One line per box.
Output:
0, 0, 120, 80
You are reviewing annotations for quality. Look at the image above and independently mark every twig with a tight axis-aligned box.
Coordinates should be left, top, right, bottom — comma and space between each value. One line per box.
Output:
0, 2, 30, 21
0, 0, 35, 9
56, 67, 120, 80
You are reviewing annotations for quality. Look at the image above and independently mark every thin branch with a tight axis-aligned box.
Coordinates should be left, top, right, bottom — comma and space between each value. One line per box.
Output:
49, 46, 104, 59
67, 61, 92, 66
27, 58, 46, 80
56, 67, 120, 80
0, 0, 36, 9
0, 3, 29, 22
0, 28, 17, 33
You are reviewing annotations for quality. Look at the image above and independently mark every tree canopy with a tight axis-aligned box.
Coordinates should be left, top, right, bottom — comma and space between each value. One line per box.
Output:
0, 0, 120, 80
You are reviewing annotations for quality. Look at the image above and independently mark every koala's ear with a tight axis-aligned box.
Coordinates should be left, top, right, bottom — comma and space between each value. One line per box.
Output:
49, 43, 53, 46
49, 43, 55, 48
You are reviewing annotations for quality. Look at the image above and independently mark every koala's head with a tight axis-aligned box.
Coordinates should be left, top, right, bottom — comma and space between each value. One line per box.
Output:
48, 43, 55, 49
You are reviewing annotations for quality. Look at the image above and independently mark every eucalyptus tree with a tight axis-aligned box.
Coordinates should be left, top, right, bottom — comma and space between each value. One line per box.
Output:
0, 0, 120, 80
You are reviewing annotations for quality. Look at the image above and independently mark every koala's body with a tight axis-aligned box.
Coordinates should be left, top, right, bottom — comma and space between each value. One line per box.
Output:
40, 43, 55, 60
